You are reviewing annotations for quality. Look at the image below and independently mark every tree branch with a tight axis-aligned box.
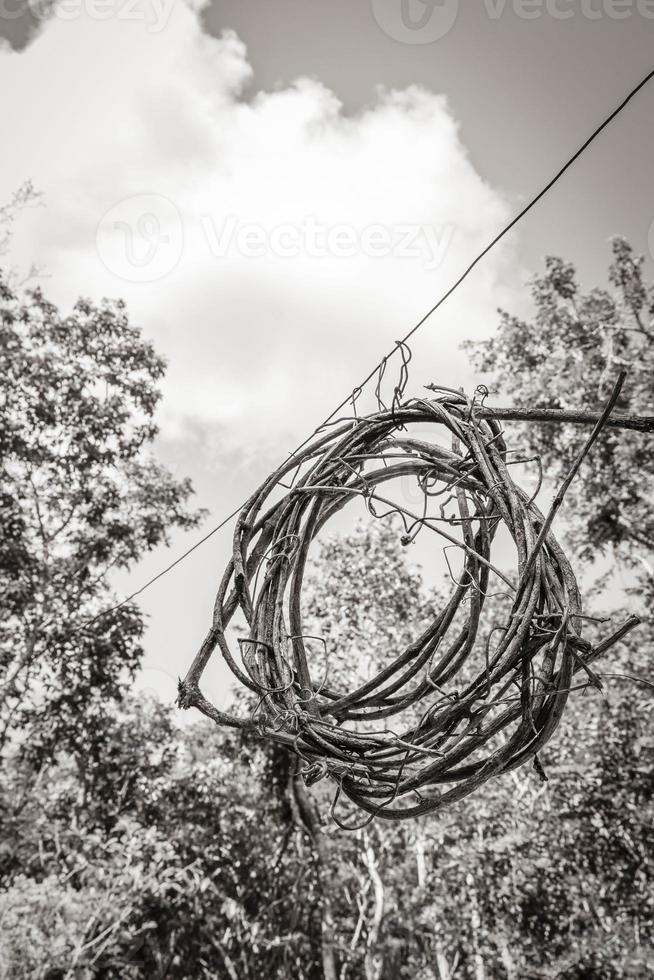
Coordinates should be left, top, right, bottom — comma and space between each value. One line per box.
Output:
472, 404, 654, 433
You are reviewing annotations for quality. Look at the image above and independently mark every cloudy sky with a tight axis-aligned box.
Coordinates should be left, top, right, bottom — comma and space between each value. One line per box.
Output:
1, 1, 653, 707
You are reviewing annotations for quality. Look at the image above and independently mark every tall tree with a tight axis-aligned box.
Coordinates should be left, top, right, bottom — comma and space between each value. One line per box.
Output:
0, 270, 204, 761
465, 237, 653, 599
1, 235, 652, 979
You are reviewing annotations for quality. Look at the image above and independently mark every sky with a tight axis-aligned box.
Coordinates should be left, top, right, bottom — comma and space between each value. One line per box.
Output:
1, 0, 652, 709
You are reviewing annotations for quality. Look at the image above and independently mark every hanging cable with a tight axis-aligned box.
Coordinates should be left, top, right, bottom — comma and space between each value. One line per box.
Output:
78, 66, 654, 631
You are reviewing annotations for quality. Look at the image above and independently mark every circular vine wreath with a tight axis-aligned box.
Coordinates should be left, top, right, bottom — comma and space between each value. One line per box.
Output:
179, 383, 641, 822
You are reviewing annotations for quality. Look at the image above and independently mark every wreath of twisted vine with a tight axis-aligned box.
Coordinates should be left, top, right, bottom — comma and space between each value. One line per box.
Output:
179, 374, 641, 823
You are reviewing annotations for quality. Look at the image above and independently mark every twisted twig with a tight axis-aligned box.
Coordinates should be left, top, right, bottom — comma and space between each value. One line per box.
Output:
179, 379, 641, 820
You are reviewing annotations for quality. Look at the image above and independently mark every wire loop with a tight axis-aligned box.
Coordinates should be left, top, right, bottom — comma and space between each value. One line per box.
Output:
183, 387, 638, 820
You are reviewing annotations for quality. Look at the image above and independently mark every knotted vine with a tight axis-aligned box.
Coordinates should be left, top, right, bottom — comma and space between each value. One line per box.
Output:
179, 378, 642, 821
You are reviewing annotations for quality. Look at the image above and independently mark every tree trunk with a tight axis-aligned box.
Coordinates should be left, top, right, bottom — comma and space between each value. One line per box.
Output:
434, 941, 453, 980
415, 828, 426, 889
466, 872, 486, 980
497, 935, 516, 980
361, 831, 385, 980
290, 762, 338, 980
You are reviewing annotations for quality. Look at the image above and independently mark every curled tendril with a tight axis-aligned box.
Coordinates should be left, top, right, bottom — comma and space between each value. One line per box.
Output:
185, 385, 638, 821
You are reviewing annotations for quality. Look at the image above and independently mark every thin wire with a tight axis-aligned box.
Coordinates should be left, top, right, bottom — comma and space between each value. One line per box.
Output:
78, 66, 654, 631
77, 506, 242, 630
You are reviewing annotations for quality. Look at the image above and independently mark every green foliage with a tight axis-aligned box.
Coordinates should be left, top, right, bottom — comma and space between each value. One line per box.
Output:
304, 520, 439, 698
0, 874, 96, 978
1, 242, 652, 978
0, 181, 42, 262
465, 238, 654, 580
1, 532, 652, 979
0, 269, 205, 758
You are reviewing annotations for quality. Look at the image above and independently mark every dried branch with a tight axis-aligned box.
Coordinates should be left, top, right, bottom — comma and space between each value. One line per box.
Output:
473, 405, 654, 433
179, 380, 647, 822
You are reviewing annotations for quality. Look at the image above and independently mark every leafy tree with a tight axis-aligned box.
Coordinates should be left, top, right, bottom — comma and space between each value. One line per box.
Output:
1, 697, 323, 979
0, 180, 42, 269
465, 237, 653, 596
1, 520, 652, 979
0, 270, 205, 761
304, 520, 438, 697
459, 237, 654, 978
1, 238, 653, 980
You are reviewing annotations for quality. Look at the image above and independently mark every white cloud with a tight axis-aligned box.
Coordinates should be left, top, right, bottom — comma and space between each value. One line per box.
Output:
0, 1, 524, 699
1, 1, 520, 456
